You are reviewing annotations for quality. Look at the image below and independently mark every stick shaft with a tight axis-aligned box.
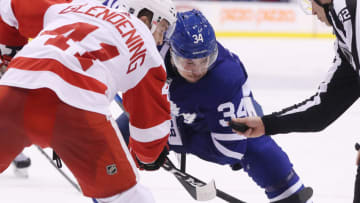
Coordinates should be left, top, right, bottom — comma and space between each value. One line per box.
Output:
115, 94, 245, 202
36, 146, 81, 193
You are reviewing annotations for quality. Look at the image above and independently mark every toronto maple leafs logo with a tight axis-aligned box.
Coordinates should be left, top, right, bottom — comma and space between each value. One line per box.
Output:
181, 113, 197, 124
170, 100, 197, 124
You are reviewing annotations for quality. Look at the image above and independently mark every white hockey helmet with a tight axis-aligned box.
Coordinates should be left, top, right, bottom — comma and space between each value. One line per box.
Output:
98, 0, 128, 11
124, 0, 177, 33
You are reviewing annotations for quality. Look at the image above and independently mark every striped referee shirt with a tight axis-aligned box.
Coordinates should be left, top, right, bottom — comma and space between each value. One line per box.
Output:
262, 0, 360, 135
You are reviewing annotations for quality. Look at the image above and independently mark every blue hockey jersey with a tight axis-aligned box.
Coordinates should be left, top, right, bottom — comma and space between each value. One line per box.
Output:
163, 41, 263, 165
115, 38, 304, 200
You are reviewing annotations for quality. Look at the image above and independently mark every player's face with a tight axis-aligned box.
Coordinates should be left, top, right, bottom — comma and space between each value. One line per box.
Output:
310, 0, 332, 26
153, 19, 170, 46
139, 15, 152, 29
173, 56, 209, 83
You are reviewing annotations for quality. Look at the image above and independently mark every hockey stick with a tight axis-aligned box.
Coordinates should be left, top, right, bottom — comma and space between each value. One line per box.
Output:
35, 145, 81, 193
173, 153, 186, 173
163, 157, 216, 201
163, 156, 246, 202
114, 94, 245, 202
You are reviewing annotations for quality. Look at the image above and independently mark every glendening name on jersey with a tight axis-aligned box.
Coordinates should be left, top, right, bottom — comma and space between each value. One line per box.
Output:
59, 4, 147, 74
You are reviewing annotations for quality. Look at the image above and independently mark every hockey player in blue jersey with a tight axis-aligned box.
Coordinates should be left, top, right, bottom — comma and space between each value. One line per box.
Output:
116, 9, 313, 202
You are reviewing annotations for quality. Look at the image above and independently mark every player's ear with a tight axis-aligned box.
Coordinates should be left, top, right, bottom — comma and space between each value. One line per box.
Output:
138, 16, 151, 29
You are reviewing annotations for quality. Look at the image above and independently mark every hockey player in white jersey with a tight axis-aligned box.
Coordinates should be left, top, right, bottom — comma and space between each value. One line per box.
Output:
0, 0, 173, 202
1, 0, 176, 182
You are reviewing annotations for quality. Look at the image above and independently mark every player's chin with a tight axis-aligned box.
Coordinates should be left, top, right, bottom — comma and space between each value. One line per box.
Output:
186, 78, 200, 83
183, 75, 204, 83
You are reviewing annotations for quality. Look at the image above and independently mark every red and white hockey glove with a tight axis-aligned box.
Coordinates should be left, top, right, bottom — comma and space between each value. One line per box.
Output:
0, 55, 10, 68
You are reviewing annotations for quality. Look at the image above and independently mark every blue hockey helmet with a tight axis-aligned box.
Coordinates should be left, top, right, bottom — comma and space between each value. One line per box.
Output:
169, 9, 218, 76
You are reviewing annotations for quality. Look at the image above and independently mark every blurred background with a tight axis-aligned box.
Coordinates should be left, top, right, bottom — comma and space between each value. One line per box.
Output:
173, 0, 331, 38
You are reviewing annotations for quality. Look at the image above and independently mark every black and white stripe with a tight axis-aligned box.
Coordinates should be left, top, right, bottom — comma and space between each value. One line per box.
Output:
262, 0, 360, 135
332, 0, 360, 73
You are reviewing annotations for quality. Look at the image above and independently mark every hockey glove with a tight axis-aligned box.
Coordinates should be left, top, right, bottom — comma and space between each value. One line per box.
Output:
0, 45, 23, 67
135, 146, 169, 171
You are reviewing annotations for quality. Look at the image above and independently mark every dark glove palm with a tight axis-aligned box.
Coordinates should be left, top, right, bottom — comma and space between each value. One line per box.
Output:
136, 146, 169, 171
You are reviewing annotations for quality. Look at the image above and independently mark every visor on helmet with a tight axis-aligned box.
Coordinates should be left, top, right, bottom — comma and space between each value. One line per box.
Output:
171, 44, 218, 74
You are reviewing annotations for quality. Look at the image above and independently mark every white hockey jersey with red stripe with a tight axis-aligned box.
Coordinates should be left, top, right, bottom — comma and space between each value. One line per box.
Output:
0, 0, 170, 163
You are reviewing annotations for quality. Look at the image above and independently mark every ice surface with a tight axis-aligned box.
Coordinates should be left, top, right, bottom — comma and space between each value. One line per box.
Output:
2, 37, 359, 203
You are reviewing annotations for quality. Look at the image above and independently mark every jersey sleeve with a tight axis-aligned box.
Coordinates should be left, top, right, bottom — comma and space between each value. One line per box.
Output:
262, 41, 360, 135
0, 0, 70, 66
0, 17, 27, 66
123, 65, 171, 163
0, 0, 27, 66
0, 0, 71, 38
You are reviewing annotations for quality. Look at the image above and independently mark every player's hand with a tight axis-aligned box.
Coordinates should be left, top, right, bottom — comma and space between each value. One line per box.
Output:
0, 44, 24, 67
230, 117, 265, 138
133, 146, 169, 171
0, 55, 7, 68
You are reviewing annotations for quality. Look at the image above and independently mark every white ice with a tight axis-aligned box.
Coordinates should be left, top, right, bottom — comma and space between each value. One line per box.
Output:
2, 37, 359, 203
